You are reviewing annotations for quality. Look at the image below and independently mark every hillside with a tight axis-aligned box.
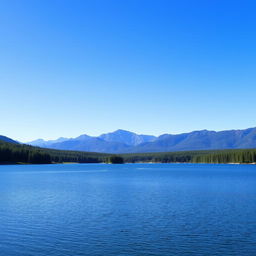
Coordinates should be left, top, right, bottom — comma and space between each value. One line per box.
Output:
0, 135, 19, 144
0, 139, 109, 164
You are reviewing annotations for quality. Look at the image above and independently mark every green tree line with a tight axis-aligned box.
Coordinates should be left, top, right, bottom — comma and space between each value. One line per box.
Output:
120, 149, 256, 164
0, 141, 108, 164
1, 139, 256, 164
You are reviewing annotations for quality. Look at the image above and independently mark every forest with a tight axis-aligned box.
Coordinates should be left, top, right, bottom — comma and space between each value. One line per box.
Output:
121, 149, 256, 164
0, 140, 108, 164
0, 139, 256, 164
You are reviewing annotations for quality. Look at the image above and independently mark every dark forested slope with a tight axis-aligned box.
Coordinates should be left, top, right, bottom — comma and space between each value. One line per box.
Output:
0, 135, 19, 144
0, 139, 109, 164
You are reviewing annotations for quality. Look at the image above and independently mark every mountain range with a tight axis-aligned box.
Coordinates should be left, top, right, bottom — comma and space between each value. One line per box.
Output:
26, 127, 256, 153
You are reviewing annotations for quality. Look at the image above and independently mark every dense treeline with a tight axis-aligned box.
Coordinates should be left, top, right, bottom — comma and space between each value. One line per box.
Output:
1, 139, 256, 164
109, 156, 124, 164
121, 149, 256, 164
192, 149, 256, 164
0, 141, 108, 164
0, 146, 51, 164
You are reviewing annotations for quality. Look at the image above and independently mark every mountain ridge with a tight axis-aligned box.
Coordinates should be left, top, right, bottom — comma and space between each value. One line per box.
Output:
25, 127, 256, 153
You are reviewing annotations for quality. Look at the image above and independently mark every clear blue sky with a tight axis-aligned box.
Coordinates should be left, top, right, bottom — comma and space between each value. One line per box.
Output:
1, 0, 256, 142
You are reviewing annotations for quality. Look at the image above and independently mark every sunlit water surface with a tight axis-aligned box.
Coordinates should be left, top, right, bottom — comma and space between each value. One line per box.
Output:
1, 163, 256, 256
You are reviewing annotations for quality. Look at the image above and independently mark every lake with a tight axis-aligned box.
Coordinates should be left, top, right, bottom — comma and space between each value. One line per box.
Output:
0, 163, 256, 256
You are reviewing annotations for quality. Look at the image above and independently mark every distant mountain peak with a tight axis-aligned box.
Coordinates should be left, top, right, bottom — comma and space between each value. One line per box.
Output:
115, 129, 129, 132
99, 129, 156, 146
75, 134, 91, 140
31, 139, 45, 143
107, 129, 135, 134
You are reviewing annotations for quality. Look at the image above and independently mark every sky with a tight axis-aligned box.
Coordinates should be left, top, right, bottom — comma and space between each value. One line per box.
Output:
0, 0, 256, 142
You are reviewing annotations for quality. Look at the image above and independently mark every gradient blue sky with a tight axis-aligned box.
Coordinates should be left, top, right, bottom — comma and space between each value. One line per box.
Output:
1, 0, 256, 141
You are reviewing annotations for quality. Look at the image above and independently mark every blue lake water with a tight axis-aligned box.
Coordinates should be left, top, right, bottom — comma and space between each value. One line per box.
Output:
0, 163, 256, 256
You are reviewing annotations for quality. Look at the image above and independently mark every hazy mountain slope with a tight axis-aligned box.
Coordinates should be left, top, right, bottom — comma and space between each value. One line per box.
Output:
46, 136, 130, 153
0, 135, 19, 144
28, 137, 68, 147
27, 130, 155, 153
26, 127, 256, 153
127, 128, 256, 153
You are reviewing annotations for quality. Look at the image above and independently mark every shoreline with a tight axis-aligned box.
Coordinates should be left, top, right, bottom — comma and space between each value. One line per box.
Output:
1, 162, 256, 166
